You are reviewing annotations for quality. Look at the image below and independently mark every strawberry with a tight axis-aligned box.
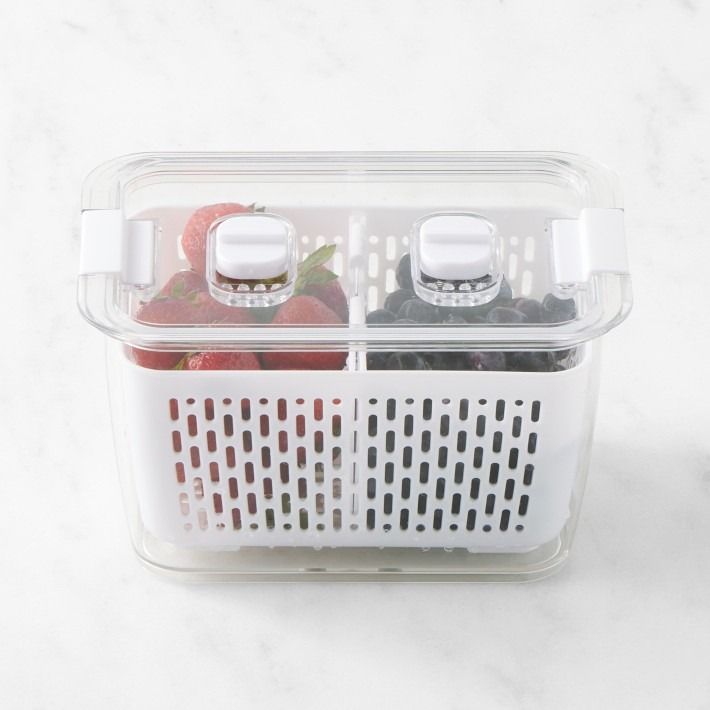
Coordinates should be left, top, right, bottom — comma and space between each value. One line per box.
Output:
130, 271, 211, 369
129, 270, 256, 369
181, 203, 259, 274
184, 351, 261, 370
203, 299, 258, 326
127, 346, 185, 371
136, 271, 211, 325
302, 266, 349, 322
262, 296, 347, 370
294, 245, 349, 322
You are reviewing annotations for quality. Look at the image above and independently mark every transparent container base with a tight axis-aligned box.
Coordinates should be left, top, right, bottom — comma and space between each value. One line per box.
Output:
128, 523, 576, 582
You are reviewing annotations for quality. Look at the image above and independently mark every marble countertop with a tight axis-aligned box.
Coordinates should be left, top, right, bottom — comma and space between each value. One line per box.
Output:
2, 1, 709, 707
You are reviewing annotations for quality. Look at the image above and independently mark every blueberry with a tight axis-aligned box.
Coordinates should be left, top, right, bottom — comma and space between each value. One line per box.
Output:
366, 352, 391, 370
366, 308, 396, 324
552, 347, 580, 369
553, 348, 573, 362
384, 288, 415, 315
436, 279, 512, 320
487, 307, 528, 324
465, 351, 507, 371
439, 305, 488, 322
476, 284, 514, 315
398, 299, 440, 323
435, 306, 456, 320
542, 294, 576, 323
440, 314, 468, 325
482, 297, 514, 315
396, 253, 414, 290
498, 277, 513, 301
506, 351, 555, 372
386, 352, 431, 370
511, 298, 544, 322
424, 351, 469, 370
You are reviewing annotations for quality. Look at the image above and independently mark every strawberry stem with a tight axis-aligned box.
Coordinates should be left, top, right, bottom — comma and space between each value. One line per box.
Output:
294, 244, 339, 294
173, 354, 191, 370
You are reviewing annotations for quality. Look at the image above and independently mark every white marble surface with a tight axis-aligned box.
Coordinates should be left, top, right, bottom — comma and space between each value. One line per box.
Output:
1, 0, 709, 707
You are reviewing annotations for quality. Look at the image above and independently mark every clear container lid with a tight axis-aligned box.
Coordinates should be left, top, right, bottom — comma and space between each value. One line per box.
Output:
77, 152, 631, 356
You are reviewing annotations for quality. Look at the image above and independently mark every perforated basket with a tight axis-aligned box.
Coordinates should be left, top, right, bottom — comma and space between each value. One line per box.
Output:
116, 351, 600, 553
79, 152, 631, 580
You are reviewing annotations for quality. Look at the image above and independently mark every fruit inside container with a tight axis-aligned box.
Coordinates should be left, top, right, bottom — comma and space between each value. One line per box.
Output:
126, 202, 582, 373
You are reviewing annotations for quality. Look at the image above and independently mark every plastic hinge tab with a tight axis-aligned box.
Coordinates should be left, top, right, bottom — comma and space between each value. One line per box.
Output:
549, 208, 628, 284
79, 209, 155, 286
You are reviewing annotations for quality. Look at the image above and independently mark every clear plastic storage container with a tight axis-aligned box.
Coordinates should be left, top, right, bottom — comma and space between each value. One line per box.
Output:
77, 152, 631, 580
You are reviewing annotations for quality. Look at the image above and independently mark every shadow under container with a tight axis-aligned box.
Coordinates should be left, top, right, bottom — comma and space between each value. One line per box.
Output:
78, 152, 631, 580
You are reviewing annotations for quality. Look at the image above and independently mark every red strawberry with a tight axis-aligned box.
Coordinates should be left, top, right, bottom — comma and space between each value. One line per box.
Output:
130, 270, 256, 369
181, 203, 254, 274
262, 295, 347, 370
126, 346, 184, 370
302, 266, 349, 323
159, 269, 206, 299
203, 299, 258, 325
136, 271, 211, 324
130, 271, 212, 369
293, 245, 349, 322
184, 351, 261, 370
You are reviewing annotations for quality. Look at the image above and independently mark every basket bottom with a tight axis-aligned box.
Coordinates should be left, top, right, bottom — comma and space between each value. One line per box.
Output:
128, 522, 574, 582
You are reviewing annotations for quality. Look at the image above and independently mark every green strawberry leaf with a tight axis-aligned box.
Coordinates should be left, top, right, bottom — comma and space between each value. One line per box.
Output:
294, 244, 339, 294
296, 268, 338, 291
185, 290, 202, 305
170, 279, 186, 298
297, 244, 336, 276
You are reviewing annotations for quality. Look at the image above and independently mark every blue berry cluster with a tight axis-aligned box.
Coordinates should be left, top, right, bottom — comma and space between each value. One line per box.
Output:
366, 253, 577, 372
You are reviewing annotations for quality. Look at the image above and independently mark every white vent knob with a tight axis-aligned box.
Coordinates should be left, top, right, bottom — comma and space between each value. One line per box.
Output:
411, 212, 502, 307
419, 214, 495, 280
207, 213, 297, 307
214, 214, 292, 280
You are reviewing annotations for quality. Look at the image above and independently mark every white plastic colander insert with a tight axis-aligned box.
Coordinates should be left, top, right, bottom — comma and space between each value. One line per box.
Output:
79, 152, 631, 581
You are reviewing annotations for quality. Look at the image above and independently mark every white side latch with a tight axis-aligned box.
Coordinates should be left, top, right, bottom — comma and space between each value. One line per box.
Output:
79, 209, 155, 286
549, 208, 628, 285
